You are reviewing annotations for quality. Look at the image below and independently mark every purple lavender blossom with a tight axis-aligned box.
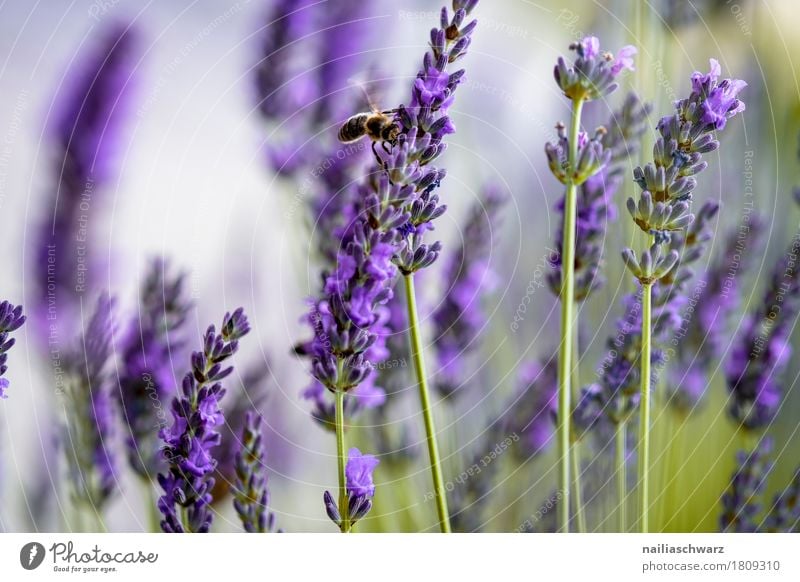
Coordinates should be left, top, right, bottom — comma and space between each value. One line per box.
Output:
233, 412, 278, 533
553, 36, 637, 101
158, 308, 250, 533
324, 447, 379, 529
432, 184, 506, 397
383, 1, 481, 276
720, 438, 773, 533
666, 217, 764, 411
118, 260, 192, 479
726, 233, 800, 430
304, 0, 479, 408
0, 301, 26, 399
548, 93, 651, 300
255, 0, 372, 177
34, 25, 138, 335
62, 294, 118, 509
622, 60, 746, 285
502, 358, 558, 458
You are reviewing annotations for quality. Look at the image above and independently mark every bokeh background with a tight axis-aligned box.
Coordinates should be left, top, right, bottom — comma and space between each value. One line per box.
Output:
0, 0, 798, 533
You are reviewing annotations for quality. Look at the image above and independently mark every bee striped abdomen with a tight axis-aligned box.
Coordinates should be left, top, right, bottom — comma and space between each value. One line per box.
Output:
338, 113, 369, 143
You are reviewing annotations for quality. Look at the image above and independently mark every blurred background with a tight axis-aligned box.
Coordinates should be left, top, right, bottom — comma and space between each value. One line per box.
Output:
0, 0, 798, 533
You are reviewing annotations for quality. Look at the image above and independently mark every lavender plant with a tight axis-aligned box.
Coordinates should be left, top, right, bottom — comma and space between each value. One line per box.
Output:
621, 59, 745, 531
157, 308, 250, 533
726, 232, 800, 430
764, 466, 800, 532
666, 217, 763, 412
61, 294, 118, 523
33, 25, 138, 336
0, 302, 26, 399
432, 183, 506, 398
720, 437, 772, 532
233, 411, 278, 533
303, 0, 480, 533
118, 260, 192, 480
546, 35, 635, 532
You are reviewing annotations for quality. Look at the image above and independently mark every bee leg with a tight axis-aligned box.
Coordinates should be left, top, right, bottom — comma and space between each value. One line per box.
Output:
381, 140, 393, 156
372, 141, 389, 174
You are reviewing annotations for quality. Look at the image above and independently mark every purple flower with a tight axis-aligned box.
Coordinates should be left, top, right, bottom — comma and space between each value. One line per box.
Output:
345, 447, 379, 497
233, 412, 279, 533
0, 301, 26, 399
302, 1, 479, 410
666, 217, 764, 411
324, 447, 380, 529
500, 357, 558, 458
433, 184, 506, 397
623, 60, 745, 285
554, 37, 636, 101
117, 260, 192, 479
62, 294, 118, 509
611, 45, 637, 75
720, 438, 773, 532
33, 25, 138, 337
158, 308, 250, 533
691, 59, 747, 131
725, 232, 800, 430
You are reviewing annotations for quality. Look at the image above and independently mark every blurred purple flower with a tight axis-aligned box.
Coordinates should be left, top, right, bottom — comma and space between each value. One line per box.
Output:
33, 24, 138, 335
118, 259, 192, 479
433, 183, 506, 397
720, 438, 772, 532
726, 233, 800, 430
63, 294, 118, 509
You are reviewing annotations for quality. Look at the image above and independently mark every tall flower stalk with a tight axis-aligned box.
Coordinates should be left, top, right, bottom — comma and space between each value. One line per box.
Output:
622, 59, 745, 531
303, 0, 480, 533
547, 36, 635, 532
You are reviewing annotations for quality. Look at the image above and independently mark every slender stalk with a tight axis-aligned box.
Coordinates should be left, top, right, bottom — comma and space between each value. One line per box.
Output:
334, 388, 350, 533
556, 96, 585, 532
571, 440, 587, 533
616, 418, 627, 533
142, 477, 161, 532
637, 282, 653, 533
404, 273, 451, 533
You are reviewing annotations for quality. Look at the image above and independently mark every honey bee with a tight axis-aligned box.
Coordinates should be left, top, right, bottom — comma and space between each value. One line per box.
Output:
338, 81, 400, 160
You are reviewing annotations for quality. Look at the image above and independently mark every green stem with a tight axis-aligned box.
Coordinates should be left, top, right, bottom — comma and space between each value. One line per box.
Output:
571, 440, 586, 533
404, 273, 451, 533
142, 478, 161, 532
335, 388, 350, 533
638, 282, 653, 533
616, 418, 627, 533
556, 96, 584, 532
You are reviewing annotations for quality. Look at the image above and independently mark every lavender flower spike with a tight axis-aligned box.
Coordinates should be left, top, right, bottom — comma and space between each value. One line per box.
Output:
726, 232, 800, 430
233, 412, 278, 533
0, 301, 26, 399
118, 259, 192, 479
433, 183, 506, 397
34, 25, 138, 335
62, 294, 118, 510
765, 466, 800, 532
324, 448, 379, 529
720, 438, 773, 533
158, 308, 250, 533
